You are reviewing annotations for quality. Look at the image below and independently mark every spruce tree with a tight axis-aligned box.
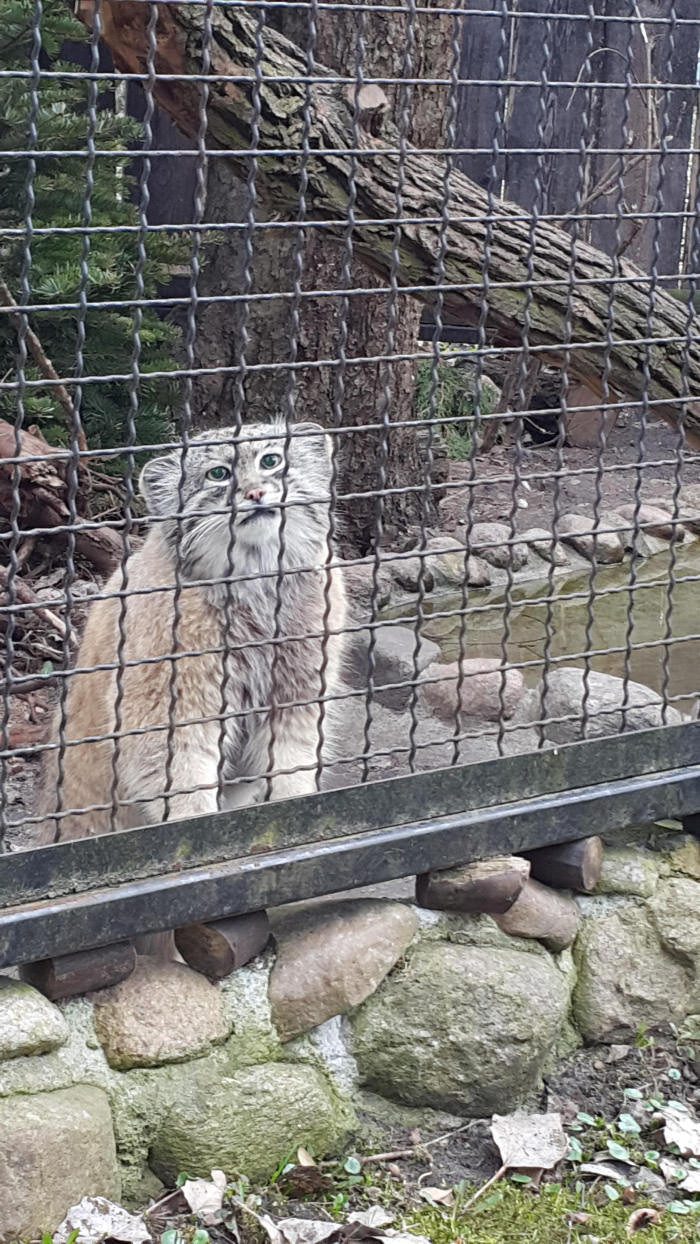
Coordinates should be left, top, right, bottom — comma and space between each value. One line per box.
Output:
0, 0, 181, 459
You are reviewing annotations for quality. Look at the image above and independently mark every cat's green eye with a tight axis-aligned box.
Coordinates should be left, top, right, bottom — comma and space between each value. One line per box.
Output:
206, 464, 231, 482
260, 452, 283, 471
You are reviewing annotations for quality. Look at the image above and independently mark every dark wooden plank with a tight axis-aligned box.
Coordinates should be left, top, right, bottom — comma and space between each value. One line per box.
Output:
175, 911, 270, 978
1, 759, 699, 968
20, 942, 136, 1000
1, 722, 697, 909
524, 835, 603, 893
416, 856, 529, 914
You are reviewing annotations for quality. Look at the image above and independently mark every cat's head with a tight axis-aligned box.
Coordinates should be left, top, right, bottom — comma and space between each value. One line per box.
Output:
139, 421, 335, 582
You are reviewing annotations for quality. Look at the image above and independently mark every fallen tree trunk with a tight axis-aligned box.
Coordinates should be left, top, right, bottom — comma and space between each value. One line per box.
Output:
87, 2, 700, 446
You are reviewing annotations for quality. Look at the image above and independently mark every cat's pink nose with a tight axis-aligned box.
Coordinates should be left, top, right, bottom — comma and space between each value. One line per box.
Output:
246, 487, 265, 502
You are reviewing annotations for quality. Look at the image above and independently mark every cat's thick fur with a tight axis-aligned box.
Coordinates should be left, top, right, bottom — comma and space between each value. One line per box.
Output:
37, 421, 347, 844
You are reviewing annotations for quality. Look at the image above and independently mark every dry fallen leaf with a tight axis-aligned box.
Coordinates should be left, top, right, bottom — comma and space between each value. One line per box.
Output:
298, 1147, 317, 1167
347, 1210, 394, 1229
53, 1196, 151, 1244
418, 1187, 455, 1208
660, 1106, 700, 1157
626, 1207, 662, 1234
567, 1211, 591, 1225
679, 1168, 700, 1193
181, 1169, 227, 1222
491, 1111, 568, 1171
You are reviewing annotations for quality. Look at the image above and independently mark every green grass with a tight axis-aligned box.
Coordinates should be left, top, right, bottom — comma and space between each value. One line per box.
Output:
404, 1180, 700, 1243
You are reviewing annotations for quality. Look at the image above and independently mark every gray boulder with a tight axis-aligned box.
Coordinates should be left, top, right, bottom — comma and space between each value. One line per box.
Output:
344, 623, 440, 710
533, 667, 683, 743
352, 940, 570, 1115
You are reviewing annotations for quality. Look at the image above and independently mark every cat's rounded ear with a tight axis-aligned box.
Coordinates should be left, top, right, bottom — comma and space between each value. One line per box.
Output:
294, 421, 332, 467
139, 451, 181, 516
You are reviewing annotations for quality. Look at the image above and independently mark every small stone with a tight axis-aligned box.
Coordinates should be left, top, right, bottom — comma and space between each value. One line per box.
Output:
93, 958, 231, 1070
558, 513, 625, 563
535, 667, 683, 743
0, 975, 68, 1060
521, 527, 568, 566
269, 899, 418, 1042
344, 623, 440, 710
390, 554, 435, 593
616, 502, 683, 542
0, 1087, 120, 1241
469, 521, 528, 571
420, 659, 524, 722
352, 940, 571, 1115
596, 849, 658, 897
149, 1062, 355, 1184
573, 906, 689, 1042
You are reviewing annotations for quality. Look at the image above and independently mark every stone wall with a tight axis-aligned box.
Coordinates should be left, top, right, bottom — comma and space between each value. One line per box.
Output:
2, 823, 700, 1240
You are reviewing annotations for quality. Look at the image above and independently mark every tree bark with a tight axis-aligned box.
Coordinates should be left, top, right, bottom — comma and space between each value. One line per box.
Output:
193, 1, 452, 552
89, 2, 700, 449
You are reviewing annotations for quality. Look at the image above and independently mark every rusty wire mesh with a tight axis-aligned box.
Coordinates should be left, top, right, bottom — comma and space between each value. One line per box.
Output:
0, 0, 699, 850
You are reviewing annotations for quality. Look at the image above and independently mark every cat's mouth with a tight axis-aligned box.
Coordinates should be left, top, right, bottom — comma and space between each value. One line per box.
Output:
239, 506, 277, 524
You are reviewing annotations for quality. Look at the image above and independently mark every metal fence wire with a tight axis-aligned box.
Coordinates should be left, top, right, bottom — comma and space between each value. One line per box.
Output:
0, 0, 699, 875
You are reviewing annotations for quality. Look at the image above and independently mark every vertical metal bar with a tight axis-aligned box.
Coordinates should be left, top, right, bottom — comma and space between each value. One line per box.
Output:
621, 4, 675, 728
580, 5, 636, 741
360, 1, 415, 782
110, 1, 158, 832
264, 0, 318, 800
451, 0, 511, 767
314, 8, 366, 792
163, 0, 214, 819
0, 0, 42, 846
215, 8, 266, 808
539, 3, 597, 746
496, 7, 552, 755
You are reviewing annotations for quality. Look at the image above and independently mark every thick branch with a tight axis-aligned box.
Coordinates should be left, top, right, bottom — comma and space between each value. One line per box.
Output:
89, 2, 700, 445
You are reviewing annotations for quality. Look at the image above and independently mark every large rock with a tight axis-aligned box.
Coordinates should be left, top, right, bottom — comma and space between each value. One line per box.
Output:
534, 667, 683, 743
424, 536, 491, 589
390, 554, 435, 594
521, 527, 568, 566
616, 502, 682, 543
269, 899, 418, 1042
149, 1062, 354, 1184
0, 1086, 120, 1241
344, 623, 440, 710
420, 658, 524, 722
573, 904, 690, 1042
469, 521, 528, 571
352, 940, 570, 1115
93, 958, 231, 1070
0, 975, 68, 1060
649, 879, 700, 980
644, 495, 700, 536
558, 513, 625, 563
340, 560, 392, 618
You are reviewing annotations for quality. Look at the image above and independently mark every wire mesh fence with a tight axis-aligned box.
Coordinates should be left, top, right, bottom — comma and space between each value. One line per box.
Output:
0, 0, 699, 858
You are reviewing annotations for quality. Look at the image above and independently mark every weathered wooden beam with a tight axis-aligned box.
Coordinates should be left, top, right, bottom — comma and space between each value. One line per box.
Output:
416, 856, 530, 914
494, 879, 580, 952
175, 911, 270, 979
20, 941, 136, 1000
524, 836, 603, 894
78, 1, 700, 446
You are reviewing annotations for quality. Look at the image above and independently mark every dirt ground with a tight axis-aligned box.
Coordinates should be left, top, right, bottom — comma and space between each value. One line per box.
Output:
440, 413, 700, 533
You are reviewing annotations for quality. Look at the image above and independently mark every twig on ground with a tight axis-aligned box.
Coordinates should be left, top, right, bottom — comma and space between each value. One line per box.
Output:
460, 1162, 509, 1211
